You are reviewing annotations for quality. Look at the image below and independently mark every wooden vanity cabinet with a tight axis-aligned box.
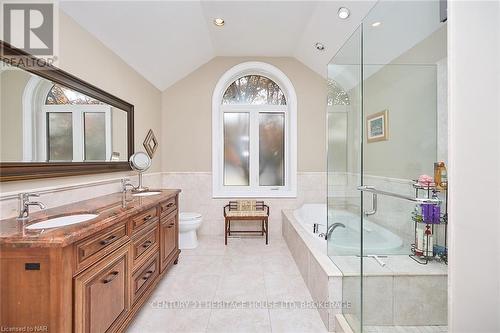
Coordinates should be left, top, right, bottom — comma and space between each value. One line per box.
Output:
160, 211, 178, 272
0, 192, 180, 333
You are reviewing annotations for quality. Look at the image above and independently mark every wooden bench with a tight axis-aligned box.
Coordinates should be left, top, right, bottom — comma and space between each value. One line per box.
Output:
223, 200, 269, 245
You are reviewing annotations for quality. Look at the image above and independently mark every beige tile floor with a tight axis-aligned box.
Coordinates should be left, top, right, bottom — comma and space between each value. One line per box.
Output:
127, 235, 328, 333
364, 326, 448, 333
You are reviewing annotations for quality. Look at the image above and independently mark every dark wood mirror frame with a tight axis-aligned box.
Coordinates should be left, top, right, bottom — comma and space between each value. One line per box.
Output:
0, 41, 134, 182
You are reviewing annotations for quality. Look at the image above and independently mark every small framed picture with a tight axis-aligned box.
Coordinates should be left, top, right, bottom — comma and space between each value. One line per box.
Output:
366, 110, 389, 143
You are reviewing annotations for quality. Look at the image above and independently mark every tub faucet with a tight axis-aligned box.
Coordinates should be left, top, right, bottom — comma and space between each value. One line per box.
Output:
324, 222, 346, 240
17, 193, 46, 220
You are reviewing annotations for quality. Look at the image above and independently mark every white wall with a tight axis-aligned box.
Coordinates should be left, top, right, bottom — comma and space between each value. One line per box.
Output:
161, 57, 328, 236
0, 11, 163, 216
448, 1, 500, 332
0, 12, 162, 186
161, 56, 327, 173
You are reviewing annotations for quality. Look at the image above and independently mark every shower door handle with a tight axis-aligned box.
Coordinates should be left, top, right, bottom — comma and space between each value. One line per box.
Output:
364, 192, 377, 216
357, 185, 441, 205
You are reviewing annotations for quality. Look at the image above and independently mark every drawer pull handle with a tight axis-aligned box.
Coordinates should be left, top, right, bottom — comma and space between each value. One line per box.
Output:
142, 270, 154, 280
100, 235, 117, 246
167, 224, 174, 228
142, 240, 153, 248
166, 202, 174, 208
143, 214, 153, 222
102, 271, 119, 284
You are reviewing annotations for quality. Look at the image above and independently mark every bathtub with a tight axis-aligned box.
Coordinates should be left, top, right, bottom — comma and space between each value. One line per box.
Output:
293, 204, 403, 255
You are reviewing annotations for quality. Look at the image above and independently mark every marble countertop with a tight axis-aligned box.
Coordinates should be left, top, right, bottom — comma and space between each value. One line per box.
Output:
0, 189, 180, 248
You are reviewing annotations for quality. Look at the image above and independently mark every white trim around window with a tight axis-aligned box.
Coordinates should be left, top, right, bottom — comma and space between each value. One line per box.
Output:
40, 104, 112, 162
212, 61, 297, 198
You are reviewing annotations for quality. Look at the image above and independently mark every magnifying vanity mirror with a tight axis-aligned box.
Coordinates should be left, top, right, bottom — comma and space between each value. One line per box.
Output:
0, 41, 134, 181
129, 152, 151, 192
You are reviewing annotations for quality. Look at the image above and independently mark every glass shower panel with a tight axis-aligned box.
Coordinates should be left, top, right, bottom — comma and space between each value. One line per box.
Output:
327, 25, 363, 333
361, 1, 447, 331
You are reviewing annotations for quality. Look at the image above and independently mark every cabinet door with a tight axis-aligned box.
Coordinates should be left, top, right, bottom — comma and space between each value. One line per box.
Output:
74, 245, 129, 333
160, 211, 177, 271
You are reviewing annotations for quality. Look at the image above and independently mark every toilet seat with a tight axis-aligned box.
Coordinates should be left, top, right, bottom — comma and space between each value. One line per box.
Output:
179, 212, 202, 221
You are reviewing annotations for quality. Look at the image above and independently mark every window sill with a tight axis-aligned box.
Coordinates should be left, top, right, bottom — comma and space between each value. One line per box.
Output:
212, 189, 297, 199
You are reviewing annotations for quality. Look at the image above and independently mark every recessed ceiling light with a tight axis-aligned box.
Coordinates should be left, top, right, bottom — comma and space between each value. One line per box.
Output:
213, 18, 225, 27
371, 21, 382, 27
315, 42, 326, 51
337, 7, 350, 19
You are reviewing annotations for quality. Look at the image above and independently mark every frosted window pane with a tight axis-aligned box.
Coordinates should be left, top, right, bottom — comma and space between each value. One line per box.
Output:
223, 75, 286, 105
259, 113, 285, 186
84, 113, 106, 161
224, 113, 250, 186
47, 112, 73, 161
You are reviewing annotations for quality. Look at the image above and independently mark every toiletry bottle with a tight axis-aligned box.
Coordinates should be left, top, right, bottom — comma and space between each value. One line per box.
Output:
440, 163, 448, 190
434, 162, 446, 189
423, 225, 434, 257
416, 223, 424, 256
434, 162, 442, 189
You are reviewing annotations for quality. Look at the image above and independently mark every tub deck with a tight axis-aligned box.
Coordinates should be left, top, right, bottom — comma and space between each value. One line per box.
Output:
282, 208, 447, 332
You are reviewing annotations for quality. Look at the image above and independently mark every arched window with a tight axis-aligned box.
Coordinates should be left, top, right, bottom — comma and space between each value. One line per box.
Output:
212, 62, 297, 197
45, 84, 103, 105
327, 79, 350, 106
222, 75, 286, 105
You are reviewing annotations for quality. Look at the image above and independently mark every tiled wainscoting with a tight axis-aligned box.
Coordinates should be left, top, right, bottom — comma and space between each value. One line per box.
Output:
163, 172, 326, 236
0, 173, 163, 219
0, 171, 326, 233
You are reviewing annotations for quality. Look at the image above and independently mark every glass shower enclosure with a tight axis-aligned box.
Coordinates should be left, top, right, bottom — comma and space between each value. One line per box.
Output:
327, 1, 448, 332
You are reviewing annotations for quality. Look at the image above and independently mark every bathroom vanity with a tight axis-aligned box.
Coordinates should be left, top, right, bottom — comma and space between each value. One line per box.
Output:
0, 190, 180, 332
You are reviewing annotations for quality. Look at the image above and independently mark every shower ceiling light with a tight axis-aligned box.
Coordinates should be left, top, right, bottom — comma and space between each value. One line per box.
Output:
337, 7, 350, 19
372, 21, 382, 27
213, 18, 225, 27
315, 42, 326, 51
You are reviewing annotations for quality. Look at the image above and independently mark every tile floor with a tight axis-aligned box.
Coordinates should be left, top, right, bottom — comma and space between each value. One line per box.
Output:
364, 326, 448, 333
127, 235, 328, 333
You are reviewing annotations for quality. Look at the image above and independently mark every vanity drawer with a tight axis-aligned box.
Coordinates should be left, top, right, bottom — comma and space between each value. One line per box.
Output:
75, 222, 128, 273
74, 244, 130, 333
160, 197, 177, 217
131, 207, 158, 234
131, 224, 159, 268
131, 253, 159, 305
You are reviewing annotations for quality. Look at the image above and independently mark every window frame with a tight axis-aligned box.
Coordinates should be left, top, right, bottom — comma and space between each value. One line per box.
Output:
40, 104, 112, 162
212, 62, 297, 198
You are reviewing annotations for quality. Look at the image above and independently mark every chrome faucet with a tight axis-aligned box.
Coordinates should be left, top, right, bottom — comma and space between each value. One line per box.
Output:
324, 222, 346, 240
121, 178, 136, 192
17, 193, 46, 220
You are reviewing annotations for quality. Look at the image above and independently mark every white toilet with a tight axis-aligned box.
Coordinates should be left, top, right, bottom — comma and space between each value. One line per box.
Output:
178, 212, 203, 249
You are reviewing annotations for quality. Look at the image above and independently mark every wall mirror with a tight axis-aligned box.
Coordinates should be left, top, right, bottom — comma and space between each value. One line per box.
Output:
0, 41, 134, 181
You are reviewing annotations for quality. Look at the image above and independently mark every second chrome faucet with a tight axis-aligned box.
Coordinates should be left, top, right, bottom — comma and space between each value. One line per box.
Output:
18, 193, 46, 220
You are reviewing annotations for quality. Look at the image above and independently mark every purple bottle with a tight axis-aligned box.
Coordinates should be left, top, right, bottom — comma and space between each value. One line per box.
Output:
422, 204, 441, 224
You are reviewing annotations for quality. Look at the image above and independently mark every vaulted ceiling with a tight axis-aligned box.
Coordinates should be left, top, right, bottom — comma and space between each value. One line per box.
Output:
60, 1, 376, 91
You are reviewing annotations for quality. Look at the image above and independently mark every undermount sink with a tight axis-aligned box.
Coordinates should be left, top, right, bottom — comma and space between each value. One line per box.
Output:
26, 214, 99, 230
132, 191, 162, 197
